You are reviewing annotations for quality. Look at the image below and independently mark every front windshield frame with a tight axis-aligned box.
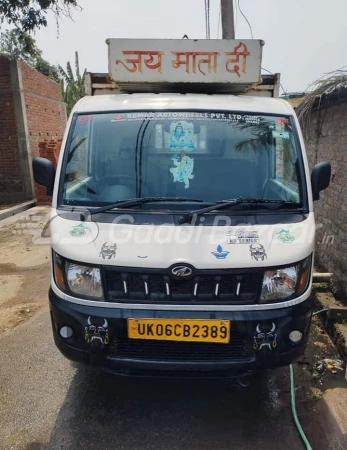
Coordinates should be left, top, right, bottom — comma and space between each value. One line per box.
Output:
57, 109, 309, 214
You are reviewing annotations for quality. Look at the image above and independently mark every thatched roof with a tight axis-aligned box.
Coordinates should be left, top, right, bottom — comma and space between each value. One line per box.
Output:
296, 69, 347, 122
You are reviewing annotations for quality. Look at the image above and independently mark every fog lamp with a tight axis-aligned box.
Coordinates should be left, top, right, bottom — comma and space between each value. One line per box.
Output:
60, 326, 73, 339
289, 330, 303, 343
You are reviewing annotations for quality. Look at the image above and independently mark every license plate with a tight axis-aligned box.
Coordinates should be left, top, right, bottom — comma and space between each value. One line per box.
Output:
127, 319, 230, 343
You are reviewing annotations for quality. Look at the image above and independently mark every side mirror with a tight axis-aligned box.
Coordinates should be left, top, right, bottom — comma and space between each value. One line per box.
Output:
32, 157, 55, 196
311, 162, 331, 201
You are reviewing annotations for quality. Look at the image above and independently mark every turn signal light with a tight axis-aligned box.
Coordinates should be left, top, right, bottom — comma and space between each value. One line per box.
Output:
297, 259, 311, 295
53, 253, 67, 291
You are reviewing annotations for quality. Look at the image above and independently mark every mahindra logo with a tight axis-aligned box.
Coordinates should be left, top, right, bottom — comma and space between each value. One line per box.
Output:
171, 265, 193, 278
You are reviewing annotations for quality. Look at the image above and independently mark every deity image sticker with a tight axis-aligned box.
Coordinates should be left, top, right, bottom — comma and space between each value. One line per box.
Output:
170, 154, 194, 189
226, 229, 259, 244
69, 223, 88, 237
276, 229, 295, 243
169, 121, 194, 151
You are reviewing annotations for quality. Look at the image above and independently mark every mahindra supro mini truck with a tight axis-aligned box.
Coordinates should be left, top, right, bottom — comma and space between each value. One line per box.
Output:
33, 39, 331, 377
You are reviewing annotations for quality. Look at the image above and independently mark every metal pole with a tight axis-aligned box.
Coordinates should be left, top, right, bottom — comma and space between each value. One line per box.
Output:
221, 0, 235, 39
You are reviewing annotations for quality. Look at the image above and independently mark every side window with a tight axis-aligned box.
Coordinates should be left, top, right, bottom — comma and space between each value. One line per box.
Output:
65, 120, 90, 184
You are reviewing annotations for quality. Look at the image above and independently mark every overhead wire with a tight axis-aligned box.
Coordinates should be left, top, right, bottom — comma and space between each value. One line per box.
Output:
207, 0, 211, 39
237, 0, 253, 39
204, 0, 211, 39
216, 1, 221, 39
204, 0, 208, 39
235, 0, 238, 35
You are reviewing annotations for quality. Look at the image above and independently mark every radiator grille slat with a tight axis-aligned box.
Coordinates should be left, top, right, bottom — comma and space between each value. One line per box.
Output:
104, 268, 262, 305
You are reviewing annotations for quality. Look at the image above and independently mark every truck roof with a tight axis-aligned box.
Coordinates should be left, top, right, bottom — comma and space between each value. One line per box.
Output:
74, 93, 294, 116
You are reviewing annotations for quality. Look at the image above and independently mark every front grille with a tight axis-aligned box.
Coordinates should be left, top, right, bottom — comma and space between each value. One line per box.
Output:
109, 333, 254, 362
104, 267, 262, 304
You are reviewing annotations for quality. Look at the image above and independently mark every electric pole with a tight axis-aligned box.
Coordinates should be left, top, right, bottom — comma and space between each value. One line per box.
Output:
221, 0, 235, 39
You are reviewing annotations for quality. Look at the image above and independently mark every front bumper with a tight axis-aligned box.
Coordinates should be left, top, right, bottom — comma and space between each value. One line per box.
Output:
49, 288, 313, 377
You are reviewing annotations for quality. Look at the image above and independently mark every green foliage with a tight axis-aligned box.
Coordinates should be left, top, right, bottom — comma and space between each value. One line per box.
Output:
234, 118, 273, 153
0, 0, 78, 32
0, 28, 60, 82
35, 57, 60, 82
59, 51, 86, 116
0, 28, 41, 64
0, 28, 85, 112
234, 119, 297, 183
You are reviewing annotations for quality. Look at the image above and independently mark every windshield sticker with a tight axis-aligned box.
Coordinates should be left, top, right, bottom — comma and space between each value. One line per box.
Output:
212, 245, 230, 259
226, 229, 259, 244
69, 223, 88, 237
116, 112, 261, 124
80, 115, 92, 125
99, 242, 117, 259
170, 154, 194, 189
276, 229, 295, 243
254, 323, 277, 351
272, 130, 290, 140
276, 118, 289, 125
250, 244, 267, 261
111, 114, 126, 122
169, 121, 194, 151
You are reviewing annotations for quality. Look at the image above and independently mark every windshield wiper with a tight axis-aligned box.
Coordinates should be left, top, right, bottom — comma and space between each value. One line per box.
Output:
178, 197, 302, 224
86, 197, 203, 217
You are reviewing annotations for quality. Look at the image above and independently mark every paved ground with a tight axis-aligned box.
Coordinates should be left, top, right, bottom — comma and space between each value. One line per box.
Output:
1, 207, 347, 450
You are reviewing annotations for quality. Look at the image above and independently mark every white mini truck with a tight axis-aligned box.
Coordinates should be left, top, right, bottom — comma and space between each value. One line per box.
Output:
33, 39, 331, 377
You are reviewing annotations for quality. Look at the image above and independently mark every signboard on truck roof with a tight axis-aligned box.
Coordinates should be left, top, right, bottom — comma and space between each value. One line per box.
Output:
107, 39, 263, 85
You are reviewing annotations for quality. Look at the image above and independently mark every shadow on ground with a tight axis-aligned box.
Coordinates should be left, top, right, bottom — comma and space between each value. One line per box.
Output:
26, 366, 312, 450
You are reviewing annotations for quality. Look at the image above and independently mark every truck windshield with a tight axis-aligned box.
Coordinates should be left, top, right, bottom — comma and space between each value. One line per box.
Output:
61, 111, 306, 209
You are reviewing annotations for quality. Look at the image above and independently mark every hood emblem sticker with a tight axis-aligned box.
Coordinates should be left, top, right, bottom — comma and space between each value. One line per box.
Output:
99, 242, 117, 259
226, 229, 259, 244
254, 322, 277, 351
212, 245, 230, 260
250, 243, 267, 262
85, 316, 109, 349
276, 229, 295, 243
69, 223, 88, 237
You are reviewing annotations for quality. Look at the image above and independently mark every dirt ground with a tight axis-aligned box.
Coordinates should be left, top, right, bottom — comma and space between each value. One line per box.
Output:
0, 206, 50, 332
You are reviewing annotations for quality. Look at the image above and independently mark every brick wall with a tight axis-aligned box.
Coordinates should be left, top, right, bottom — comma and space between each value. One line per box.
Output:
301, 102, 347, 300
20, 61, 66, 203
0, 57, 66, 205
35, 139, 62, 204
0, 57, 23, 202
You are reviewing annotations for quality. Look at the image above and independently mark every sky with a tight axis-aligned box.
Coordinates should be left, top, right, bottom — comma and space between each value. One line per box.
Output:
33, 0, 347, 94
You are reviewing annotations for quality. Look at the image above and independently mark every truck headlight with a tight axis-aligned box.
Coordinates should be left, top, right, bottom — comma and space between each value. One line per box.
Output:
53, 253, 104, 300
260, 256, 311, 303
65, 262, 103, 299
